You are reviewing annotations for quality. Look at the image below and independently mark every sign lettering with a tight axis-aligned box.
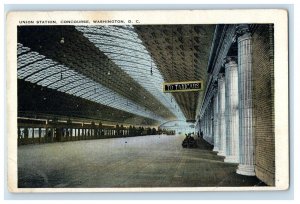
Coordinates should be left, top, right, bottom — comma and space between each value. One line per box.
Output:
163, 81, 203, 93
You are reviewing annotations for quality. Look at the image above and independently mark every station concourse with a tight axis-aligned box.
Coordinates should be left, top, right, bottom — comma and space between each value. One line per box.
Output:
17, 24, 274, 187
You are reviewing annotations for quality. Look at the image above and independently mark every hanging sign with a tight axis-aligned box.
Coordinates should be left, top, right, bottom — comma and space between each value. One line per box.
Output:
163, 81, 203, 93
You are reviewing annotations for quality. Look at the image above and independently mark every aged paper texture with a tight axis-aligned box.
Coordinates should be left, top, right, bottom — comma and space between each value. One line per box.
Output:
6, 10, 288, 192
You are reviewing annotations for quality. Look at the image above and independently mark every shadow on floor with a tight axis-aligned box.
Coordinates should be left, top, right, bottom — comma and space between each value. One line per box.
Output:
195, 136, 214, 150
193, 136, 266, 187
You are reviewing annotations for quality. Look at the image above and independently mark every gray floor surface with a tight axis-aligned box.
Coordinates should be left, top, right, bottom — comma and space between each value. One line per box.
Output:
18, 134, 265, 188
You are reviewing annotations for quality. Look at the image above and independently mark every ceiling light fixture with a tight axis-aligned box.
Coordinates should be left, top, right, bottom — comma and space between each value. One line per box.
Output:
60, 37, 64, 44
60, 27, 65, 44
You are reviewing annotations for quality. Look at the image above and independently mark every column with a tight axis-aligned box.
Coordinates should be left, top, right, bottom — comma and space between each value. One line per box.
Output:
70, 128, 73, 141
224, 57, 239, 163
208, 105, 211, 142
199, 119, 202, 137
213, 92, 219, 152
210, 102, 214, 144
45, 127, 48, 143
51, 128, 54, 142
236, 24, 255, 176
207, 106, 210, 141
203, 113, 205, 137
203, 113, 206, 138
18, 127, 21, 145
24, 127, 28, 144
208, 102, 213, 144
205, 111, 208, 139
38, 127, 41, 144
217, 73, 226, 156
31, 128, 34, 143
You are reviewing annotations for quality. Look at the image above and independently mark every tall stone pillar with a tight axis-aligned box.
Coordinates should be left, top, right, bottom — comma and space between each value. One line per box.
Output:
207, 105, 210, 142
213, 90, 219, 152
201, 116, 204, 136
210, 101, 214, 144
224, 57, 239, 163
217, 73, 226, 156
236, 24, 255, 176
204, 111, 207, 139
38, 127, 41, 144
206, 102, 213, 144
199, 119, 202, 135
203, 110, 207, 139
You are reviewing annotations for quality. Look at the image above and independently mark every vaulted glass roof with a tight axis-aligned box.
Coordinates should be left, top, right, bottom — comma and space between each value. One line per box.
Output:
75, 25, 186, 121
17, 43, 166, 123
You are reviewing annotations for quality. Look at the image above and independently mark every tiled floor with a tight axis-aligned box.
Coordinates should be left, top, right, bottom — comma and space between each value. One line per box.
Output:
18, 134, 265, 188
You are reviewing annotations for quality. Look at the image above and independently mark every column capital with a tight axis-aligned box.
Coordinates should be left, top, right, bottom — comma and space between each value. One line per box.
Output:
236, 24, 251, 36
212, 86, 218, 96
217, 72, 225, 80
236, 24, 252, 43
224, 56, 238, 70
213, 75, 218, 83
224, 56, 238, 64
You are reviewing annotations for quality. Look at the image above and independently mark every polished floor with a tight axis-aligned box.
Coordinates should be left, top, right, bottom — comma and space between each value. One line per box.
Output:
18, 134, 265, 188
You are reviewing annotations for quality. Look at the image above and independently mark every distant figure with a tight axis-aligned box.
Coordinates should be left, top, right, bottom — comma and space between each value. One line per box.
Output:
200, 131, 203, 139
182, 133, 196, 148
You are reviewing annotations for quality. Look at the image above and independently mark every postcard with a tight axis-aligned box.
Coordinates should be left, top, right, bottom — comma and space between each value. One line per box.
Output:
6, 10, 289, 192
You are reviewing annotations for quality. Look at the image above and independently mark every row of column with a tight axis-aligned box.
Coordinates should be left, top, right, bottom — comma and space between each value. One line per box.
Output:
200, 25, 255, 176
18, 126, 136, 145
200, 102, 214, 144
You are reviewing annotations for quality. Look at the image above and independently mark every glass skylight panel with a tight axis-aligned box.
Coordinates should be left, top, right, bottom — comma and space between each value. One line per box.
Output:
48, 76, 71, 89
17, 52, 45, 69
57, 71, 81, 87
88, 36, 143, 50
41, 75, 62, 87
74, 84, 98, 97
20, 59, 56, 78
91, 41, 145, 54
17, 43, 165, 122
113, 60, 149, 69
79, 26, 140, 42
108, 53, 149, 62
63, 80, 92, 94
27, 64, 65, 85
59, 80, 91, 93
107, 47, 136, 54
37, 73, 62, 87
53, 76, 81, 90
112, 58, 150, 66
17, 43, 31, 55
